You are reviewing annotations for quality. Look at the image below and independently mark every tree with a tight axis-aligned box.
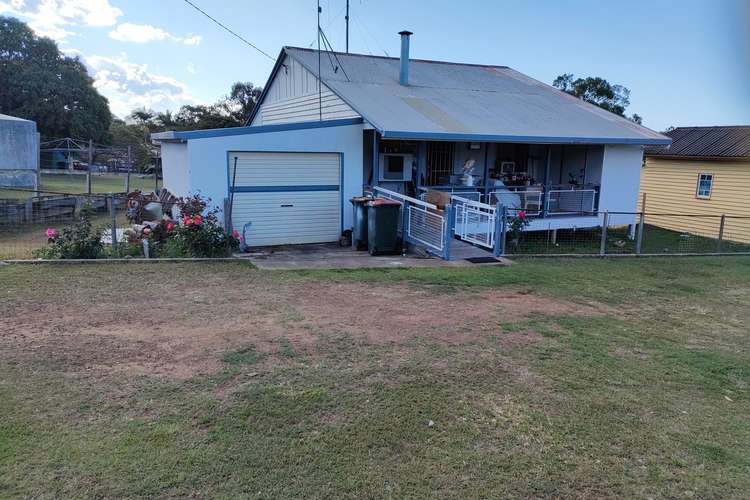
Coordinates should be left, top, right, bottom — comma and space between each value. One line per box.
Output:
552, 73, 642, 124
108, 118, 153, 171
224, 82, 262, 125
0, 16, 112, 141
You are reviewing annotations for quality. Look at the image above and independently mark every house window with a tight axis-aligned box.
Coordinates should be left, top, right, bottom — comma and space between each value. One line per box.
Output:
696, 173, 713, 199
426, 142, 454, 185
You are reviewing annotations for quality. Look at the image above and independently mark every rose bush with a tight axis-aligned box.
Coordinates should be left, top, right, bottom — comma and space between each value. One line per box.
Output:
34, 208, 104, 259
156, 194, 239, 258
506, 210, 531, 251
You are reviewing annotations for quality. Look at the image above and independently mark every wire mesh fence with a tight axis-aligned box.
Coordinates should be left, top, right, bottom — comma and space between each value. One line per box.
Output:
0, 193, 130, 260
503, 211, 750, 256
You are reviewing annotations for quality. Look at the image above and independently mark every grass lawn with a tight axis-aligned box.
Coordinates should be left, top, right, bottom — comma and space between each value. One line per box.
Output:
1, 258, 749, 497
0, 172, 161, 200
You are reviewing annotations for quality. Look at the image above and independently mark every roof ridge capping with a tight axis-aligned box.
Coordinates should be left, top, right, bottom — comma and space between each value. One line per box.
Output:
283, 46, 510, 69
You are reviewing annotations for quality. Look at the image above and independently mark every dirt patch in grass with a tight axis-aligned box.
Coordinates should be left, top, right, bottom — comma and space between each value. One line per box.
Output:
0, 270, 604, 380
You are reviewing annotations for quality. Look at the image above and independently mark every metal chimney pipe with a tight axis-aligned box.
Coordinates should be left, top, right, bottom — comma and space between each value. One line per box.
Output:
399, 30, 413, 86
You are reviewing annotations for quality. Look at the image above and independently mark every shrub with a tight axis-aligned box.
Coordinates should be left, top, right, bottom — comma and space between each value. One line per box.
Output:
34, 209, 104, 259
157, 194, 240, 258
507, 210, 531, 250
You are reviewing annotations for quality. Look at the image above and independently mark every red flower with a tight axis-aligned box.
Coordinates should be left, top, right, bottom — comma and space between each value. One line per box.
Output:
193, 215, 202, 226
183, 216, 193, 226
231, 229, 240, 238
518, 210, 527, 219
167, 222, 175, 232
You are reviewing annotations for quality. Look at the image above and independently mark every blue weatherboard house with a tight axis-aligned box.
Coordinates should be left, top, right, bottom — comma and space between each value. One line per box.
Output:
153, 31, 670, 254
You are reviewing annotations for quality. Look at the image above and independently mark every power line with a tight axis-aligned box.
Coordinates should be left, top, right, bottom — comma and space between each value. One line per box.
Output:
181, 0, 276, 62
353, 16, 389, 57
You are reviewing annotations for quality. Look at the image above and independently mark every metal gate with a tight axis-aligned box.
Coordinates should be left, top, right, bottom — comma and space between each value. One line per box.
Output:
373, 187, 450, 258
452, 195, 497, 249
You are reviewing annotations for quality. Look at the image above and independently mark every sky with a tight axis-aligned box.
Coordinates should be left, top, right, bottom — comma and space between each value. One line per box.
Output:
1, 0, 748, 132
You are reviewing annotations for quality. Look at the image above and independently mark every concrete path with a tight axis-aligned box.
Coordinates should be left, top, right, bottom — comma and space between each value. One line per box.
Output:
237, 242, 511, 271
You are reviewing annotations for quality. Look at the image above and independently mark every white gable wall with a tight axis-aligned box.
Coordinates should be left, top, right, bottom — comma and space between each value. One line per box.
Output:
251, 55, 360, 126
160, 142, 190, 197
599, 144, 644, 227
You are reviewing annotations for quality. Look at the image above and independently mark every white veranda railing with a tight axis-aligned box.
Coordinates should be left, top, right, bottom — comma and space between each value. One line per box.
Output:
546, 188, 597, 214
407, 205, 446, 252
489, 188, 542, 216
451, 195, 497, 249
373, 186, 447, 255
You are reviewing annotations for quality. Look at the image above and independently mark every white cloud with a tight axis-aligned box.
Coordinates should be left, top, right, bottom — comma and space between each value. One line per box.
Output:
108, 22, 202, 46
182, 34, 202, 46
0, 0, 123, 41
75, 52, 201, 117
186, 63, 196, 74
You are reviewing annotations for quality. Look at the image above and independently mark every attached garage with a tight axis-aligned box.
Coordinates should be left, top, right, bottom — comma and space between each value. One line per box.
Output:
230, 152, 342, 246
152, 118, 364, 248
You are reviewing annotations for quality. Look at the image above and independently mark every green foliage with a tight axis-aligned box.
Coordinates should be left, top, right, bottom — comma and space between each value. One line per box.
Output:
151, 194, 239, 258
125, 81, 262, 134
34, 209, 104, 259
0, 16, 112, 141
507, 211, 531, 243
552, 73, 642, 123
108, 119, 153, 172
169, 221, 239, 258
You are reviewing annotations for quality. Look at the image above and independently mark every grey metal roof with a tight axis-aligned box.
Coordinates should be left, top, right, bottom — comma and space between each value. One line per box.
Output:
0, 113, 34, 123
645, 126, 750, 158
279, 47, 670, 145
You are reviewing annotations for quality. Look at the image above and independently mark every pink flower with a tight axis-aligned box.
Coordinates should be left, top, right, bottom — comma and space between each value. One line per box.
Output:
231, 229, 239, 238
166, 222, 175, 232
518, 210, 527, 219
193, 215, 202, 226
45, 228, 56, 239
183, 216, 193, 226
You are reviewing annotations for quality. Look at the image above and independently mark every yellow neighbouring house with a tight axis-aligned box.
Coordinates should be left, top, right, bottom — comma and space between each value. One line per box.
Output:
640, 126, 750, 243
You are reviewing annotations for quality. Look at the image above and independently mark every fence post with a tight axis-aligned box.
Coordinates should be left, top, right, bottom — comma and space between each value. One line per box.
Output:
24, 197, 34, 224
125, 145, 131, 193
401, 199, 409, 246
493, 202, 504, 257
87, 138, 93, 194
443, 204, 454, 261
599, 211, 609, 256
636, 211, 645, 255
500, 205, 507, 256
717, 214, 725, 253
109, 194, 117, 253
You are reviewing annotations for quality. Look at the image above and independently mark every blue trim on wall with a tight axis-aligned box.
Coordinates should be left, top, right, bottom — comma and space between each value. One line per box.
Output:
231, 185, 340, 193
152, 117, 364, 142
380, 130, 672, 146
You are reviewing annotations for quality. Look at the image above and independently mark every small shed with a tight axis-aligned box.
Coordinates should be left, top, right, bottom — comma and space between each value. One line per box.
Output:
0, 113, 40, 190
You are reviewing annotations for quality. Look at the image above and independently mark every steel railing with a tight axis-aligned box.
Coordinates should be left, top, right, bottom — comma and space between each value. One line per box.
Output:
407, 204, 446, 253
545, 188, 597, 214
373, 186, 448, 257
489, 188, 543, 216
452, 195, 497, 249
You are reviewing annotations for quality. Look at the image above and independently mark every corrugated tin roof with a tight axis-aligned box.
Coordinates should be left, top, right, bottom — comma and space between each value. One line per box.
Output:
645, 126, 750, 158
278, 47, 670, 145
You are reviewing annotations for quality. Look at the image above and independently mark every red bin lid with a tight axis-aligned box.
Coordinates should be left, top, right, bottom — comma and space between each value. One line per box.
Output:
368, 198, 401, 206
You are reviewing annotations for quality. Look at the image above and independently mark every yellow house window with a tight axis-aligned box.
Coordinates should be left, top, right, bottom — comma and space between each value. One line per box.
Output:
696, 173, 713, 199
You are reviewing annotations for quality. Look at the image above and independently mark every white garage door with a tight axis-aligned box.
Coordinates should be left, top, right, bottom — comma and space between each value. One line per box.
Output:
230, 152, 341, 247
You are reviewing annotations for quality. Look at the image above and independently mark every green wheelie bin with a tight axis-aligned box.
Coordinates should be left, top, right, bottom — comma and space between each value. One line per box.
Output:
367, 198, 401, 256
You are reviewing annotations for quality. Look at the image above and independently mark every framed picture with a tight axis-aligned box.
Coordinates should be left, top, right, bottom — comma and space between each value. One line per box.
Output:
501, 161, 515, 174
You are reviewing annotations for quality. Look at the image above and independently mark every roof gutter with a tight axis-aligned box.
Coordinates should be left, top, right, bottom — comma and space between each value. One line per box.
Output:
380, 130, 673, 146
